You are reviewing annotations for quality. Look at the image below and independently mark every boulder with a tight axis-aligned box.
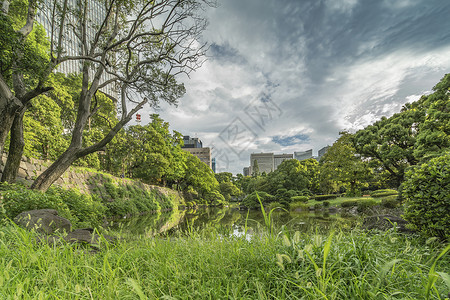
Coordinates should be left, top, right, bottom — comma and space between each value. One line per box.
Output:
363, 215, 411, 232
14, 209, 72, 234
64, 228, 118, 247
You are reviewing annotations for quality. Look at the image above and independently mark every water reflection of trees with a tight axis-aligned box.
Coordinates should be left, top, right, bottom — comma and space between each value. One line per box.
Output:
110, 207, 355, 236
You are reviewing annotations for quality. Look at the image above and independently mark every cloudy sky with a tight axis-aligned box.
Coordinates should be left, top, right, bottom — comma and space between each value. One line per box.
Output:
141, 0, 450, 174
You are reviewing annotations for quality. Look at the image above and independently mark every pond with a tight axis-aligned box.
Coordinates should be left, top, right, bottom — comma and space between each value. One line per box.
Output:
108, 206, 357, 237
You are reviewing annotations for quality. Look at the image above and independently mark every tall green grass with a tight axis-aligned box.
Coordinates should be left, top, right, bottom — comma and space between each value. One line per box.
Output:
0, 222, 448, 299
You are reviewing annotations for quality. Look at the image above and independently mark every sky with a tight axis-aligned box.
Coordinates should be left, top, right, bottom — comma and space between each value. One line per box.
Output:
139, 0, 450, 174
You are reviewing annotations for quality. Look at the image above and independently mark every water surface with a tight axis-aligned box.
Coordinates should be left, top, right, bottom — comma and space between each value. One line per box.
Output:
109, 206, 356, 237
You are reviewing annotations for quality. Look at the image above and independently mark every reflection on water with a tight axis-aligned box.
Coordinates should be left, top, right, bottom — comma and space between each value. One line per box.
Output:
109, 207, 356, 237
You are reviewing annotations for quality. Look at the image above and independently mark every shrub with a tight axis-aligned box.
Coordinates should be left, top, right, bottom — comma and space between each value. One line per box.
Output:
370, 189, 398, 198
356, 199, 378, 212
0, 183, 105, 228
290, 196, 309, 203
403, 153, 450, 239
268, 202, 283, 211
381, 195, 399, 208
314, 194, 337, 201
313, 203, 323, 210
242, 191, 274, 209
289, 201, 308, 211
341, 200, 357, 208
323, 201, 330, 208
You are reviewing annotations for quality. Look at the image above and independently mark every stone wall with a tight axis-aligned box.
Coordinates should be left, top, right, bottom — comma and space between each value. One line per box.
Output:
0, 153, 184, 205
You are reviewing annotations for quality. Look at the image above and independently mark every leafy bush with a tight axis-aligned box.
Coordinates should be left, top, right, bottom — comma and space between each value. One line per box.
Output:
323, 201, 330, 207
289, 201, 308, 211
314, 194, 337, 201
268, 202, 283, 211
403, 153, 450, 239
0, 183, 105, 228
314, 203, 323, 210
341, 200, 357, 208
381, 195, 399, 208
370, 189, 398, 198
290, 196, 309, 203
357, 199, 378, 212
242, 191, 274, 209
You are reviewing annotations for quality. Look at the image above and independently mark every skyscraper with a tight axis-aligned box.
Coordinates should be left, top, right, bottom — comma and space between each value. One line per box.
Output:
294, 149, 313, 161
36, 0, 116, 97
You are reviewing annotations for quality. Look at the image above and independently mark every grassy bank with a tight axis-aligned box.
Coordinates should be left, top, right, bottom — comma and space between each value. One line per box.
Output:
0, 224, 448, 299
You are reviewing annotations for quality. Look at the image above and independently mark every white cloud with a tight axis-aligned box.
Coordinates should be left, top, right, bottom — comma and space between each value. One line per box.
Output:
140, 0, 450, 174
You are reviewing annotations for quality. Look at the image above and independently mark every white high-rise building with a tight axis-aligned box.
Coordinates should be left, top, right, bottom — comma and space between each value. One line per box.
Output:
36, 0, 116, 98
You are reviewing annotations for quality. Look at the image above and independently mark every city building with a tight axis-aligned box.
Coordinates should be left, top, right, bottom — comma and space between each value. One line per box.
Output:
318, 146, 331, 160
243, 167, 250, 177
36, 0, 117, 97
212, 158, 216, 173
294, 149, 313, 161
181, 136, 203, 148
274, 153, 293, 169
250, 153, 274, 175
183, 147, 212, 169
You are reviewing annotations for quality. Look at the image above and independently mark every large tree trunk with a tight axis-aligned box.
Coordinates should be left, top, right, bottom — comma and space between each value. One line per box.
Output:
1, 105, 27, 183
30, 148, 80, 191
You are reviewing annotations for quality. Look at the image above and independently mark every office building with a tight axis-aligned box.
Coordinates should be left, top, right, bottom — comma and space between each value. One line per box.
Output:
274, 153, 293, 169
36, 0, 117, 97
250, 153, 274, 175
212, 158, 216, 173
243, 167, 250, 177
183, 147, 212, 169
294, 149, 313, 161
181, 136, 203, 148
318, 146, 330, 160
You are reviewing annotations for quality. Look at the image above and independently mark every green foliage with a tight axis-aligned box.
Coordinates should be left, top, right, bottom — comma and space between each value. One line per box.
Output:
215, 172, 233, 184
241, 191, 274, 209
370, 189, 398, 198
356, 199, 378, 212
413, 74, 450, 160
380, 195, 400, 208
314, 203, 323, 210
89, 176, 174, 217
0, 2, 50, 85
353, 74, 450, 187
341, 200, 358, 208
0, 183, 105, 228
403, 153, 450, 239
289, 201, 308, 211
323, 201, 330, 208
267, 202, 282, 211
319, 132, 371, 194
204, 190, 226, 206
218, 181, 241, 202
315, 194, 338, 201
291, 195, 309, 203
299, 158, 320, 192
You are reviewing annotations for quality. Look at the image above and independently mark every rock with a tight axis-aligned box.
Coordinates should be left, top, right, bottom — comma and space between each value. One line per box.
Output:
64, 228, 118, 247
363, 215, 411, 232
14, 209, 72, 234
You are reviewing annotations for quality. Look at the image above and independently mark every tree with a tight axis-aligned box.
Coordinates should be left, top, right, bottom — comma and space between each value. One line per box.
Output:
181, 154, 218, 199
0, 0, 215, 191
353, 74, 450, 187
269, 159, 309, 193
320, 132, 371, 195
402, 152, 450, 239
99, 114, 186, 187
0, 0, 53, 182
252, 159, 260, 177
299, 158, 320, 193
353, 102, 424, 187
413, 74, 450, 161
215, 172, 233, 184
